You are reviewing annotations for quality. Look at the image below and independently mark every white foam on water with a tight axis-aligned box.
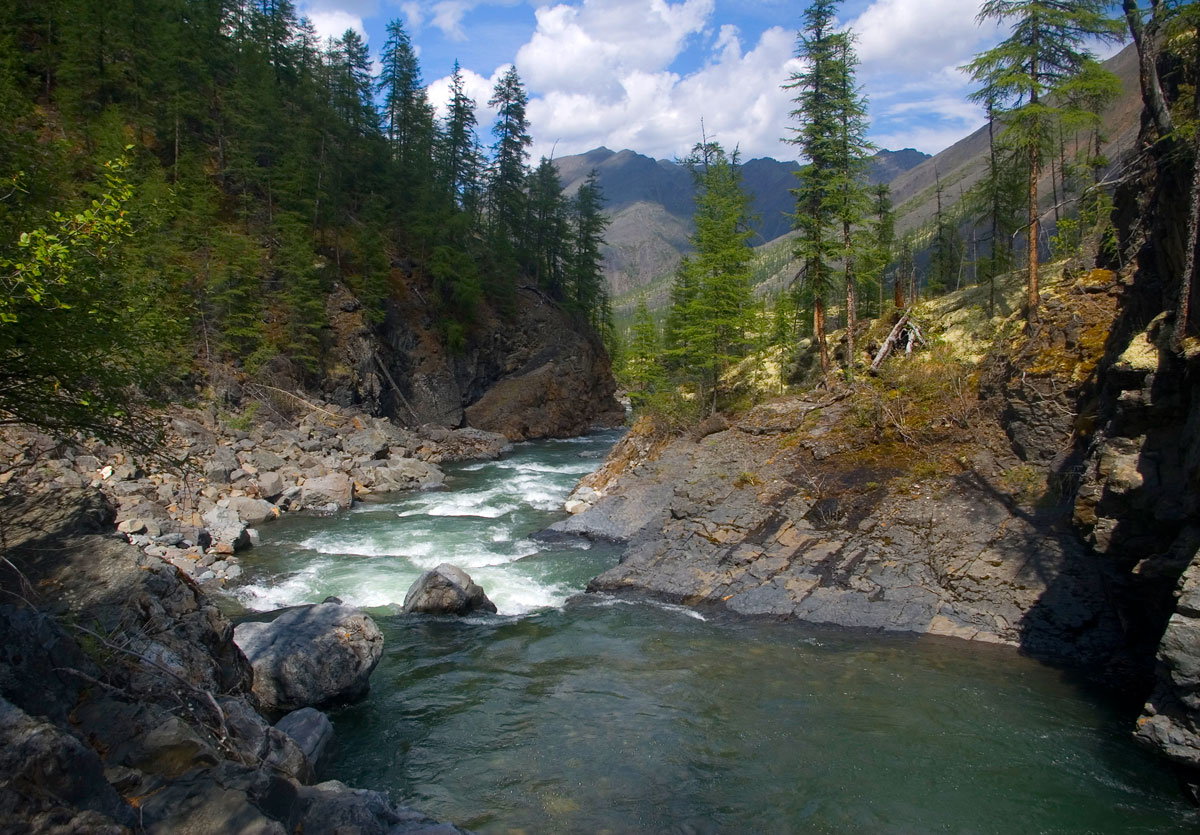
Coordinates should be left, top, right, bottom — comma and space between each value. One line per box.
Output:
588, 596, 708, 621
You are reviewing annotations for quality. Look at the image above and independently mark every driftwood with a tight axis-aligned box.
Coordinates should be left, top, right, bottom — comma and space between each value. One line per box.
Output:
870, 312, 910, 373
869, 311, 927, 373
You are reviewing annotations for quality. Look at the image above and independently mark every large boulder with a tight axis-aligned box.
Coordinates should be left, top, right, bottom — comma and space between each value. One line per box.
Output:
275, 708, 335, 774
228, 496, 278, 526
233, 604, 383, 711
402, 564, 498, 616
202, 505, 251, 552
299, 473, 353, 511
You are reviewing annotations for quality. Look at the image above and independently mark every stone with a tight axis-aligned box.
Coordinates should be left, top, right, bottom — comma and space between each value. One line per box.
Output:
233, 604, 384, 711
300, 473, 353, 511
402, 563, 498, 616
0, 696, 137, 830
275, 708, 335, 772
229, 496, 278, 526
117, 518, 147, 534
257, 470, 286, 500
203, 506, 251, 551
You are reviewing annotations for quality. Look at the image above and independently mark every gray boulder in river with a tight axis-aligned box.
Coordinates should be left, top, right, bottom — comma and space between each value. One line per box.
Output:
402, 563, 498, 615
234, 603, 384, 711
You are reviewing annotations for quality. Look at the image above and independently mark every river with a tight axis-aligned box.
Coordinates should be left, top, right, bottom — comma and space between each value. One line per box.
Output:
231, 431, 1197, 833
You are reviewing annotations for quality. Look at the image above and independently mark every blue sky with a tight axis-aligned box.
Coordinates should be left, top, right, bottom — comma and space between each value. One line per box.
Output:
297, 0, 1120, 163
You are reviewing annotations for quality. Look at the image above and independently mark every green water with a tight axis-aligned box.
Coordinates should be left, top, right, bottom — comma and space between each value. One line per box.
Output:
235, 432, 1197, 834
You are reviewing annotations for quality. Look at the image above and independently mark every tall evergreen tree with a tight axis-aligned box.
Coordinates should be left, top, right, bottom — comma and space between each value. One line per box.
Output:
567, 170, 610, 326
377, 19, 433, 173
829, 33, 873, 368
966, 0, 1123, 324
486, 66, 532, 256
665, 141, 755, 410
436, 62, 482, 212
784, 0, 850, 373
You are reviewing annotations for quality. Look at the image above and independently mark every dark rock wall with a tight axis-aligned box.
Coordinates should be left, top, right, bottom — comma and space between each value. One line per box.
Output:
323, 277, 623, 440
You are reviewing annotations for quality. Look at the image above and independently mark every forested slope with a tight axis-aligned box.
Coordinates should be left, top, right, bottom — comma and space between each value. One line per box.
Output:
0, 0, 618, 441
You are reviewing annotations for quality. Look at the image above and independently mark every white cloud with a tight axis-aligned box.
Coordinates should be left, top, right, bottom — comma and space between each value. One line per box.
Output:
400, 2, 424, 28
430, 0, 474, 39
850, 0, 998, 77
510, 0, 800, 162
306, 8, 369, 42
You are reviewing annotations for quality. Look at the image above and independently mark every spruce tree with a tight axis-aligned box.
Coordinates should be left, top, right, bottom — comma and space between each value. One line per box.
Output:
965, 0, 1122, 324
829, 34, 872, 369
486, 66, 532, 265
784, 0, 851, 373
568, 170, 610, 327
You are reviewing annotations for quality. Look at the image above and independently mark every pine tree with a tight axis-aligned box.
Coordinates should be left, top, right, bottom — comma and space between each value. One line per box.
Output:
829, 33, 873, 369
784, 0, 850, 373
486, 66, 532, 262
625, 297, 665, 404
965, 0, 1122, 324
665, 140, 755, 410
377, 19, 433, 172
567, 170, 610, 327
436, 62, 482, 213
527, 157, 568, 298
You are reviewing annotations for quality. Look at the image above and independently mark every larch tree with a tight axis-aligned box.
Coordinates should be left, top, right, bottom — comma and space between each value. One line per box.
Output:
965, 0, 1123, 325
828, 32, 873, 370
665, 140, 755, 411
487, 66, 532, 259
784, 0, 850, 373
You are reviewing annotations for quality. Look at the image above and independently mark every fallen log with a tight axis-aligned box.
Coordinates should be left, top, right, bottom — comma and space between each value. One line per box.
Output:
869, 311, 911, 373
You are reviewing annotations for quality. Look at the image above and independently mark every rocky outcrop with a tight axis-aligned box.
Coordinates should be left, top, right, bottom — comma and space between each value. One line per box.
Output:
234, 604, 384, 712
0, 405, 518, 592
568, 395, 1119, 658
402, 564, 498, 616
0, 489, 467, 834
332, 281, 623, 441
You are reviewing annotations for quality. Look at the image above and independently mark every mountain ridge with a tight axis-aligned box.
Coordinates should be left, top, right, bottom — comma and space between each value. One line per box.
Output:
554, 146, 930, 298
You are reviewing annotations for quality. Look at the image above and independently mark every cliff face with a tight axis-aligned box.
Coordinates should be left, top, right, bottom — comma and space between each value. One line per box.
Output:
320, 280, 623, 441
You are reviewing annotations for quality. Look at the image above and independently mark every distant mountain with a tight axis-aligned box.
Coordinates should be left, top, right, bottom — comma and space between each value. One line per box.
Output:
554, 146, 930, 299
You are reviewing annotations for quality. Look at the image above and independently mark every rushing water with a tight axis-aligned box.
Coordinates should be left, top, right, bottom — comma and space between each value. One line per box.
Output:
235, 431, 1197, 834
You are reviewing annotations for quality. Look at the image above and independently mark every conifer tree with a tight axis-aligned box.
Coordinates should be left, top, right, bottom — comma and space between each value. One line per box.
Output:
966, 0, 1123, 324
377, 19, 433, 173
568, 170, 610, 326
527, 157, 568, 298
784, 0, 850, 373
625, 297, 664, 404
829, 34, 873, 369
665, 140, 755, 410
487, 66, 532, 259
436, 62, 482, 212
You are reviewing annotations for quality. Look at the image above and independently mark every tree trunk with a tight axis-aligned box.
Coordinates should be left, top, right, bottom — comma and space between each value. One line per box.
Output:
1123, 0, 1174, 140
893, 275, 903, 309
814, 296, 830, 373
844, 220, 856, 371
1027, 140, 1040, 325
1172, 119, 1200, 350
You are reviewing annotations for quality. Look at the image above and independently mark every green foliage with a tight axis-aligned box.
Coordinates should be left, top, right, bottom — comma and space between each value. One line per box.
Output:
785, 0, 874, 369
0, 153, 171, 445
664, 141, 755, 410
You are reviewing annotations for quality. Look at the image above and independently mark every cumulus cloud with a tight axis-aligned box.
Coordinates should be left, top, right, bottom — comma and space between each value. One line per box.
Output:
427, 64, 509, 126
306, 8, 369, 42
509, 0, 801, 162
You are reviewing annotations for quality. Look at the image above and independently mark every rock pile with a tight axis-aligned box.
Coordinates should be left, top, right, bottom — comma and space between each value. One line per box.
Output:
0, 489, 469, 834
0, 402, 511, 591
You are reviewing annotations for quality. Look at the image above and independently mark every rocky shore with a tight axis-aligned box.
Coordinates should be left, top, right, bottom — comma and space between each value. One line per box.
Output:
0, 487, 472, 834
552, 266, 1200, 793
0, 396, 549, 833
0, 400, 513, 590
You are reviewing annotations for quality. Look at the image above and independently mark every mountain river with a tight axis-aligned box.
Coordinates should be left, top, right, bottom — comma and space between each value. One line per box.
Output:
230, 430, 1198, 833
